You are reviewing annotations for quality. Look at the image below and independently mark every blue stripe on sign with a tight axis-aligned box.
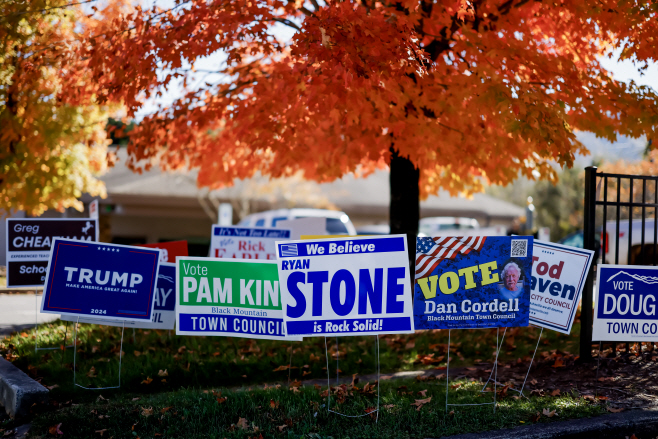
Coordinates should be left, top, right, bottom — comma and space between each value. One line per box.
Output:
278, 237, 405, 258
286, 317, 412, 335
179, 313, 286, 337
213, 227, 290, 238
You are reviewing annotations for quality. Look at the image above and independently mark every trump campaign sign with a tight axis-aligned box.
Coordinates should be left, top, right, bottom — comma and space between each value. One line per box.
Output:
6, 218, 98, 287
593, 265, 658, 342
61, 263, 176, 329
275, 235, 415, 337
42, 239, 160, 322
529, 241, 594, 334
210, 226, 290, 259
414, 236, 533, 329
176, 257, 299, 340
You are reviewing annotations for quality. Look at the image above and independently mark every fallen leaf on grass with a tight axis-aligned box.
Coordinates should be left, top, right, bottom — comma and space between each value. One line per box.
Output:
217, 397, 227, 404
272, 365, 289, 372
607, 407, 625, 413
87, 367, 97, 378
236, 418, 249, 430
48, 423, 63, 435
95, 429, 107, 436
269, 400, 279, 409
450, 383, 462, 390
448, 410, 455, 417
277, 425, 287, 432
417, 389, 428, 397
530, 379, 538, 385
530, 412, 541, 422
157, 369, 168, 377
141, 407, 153, 417
160, 407, 172, 414
290, 387, 300, 393
141, 377, 153, 385
550, 389, 561, 396
132, 397, 141, 402
134, 350, 141, 357
597, 396, 609, 400
365, 407, 377, 419
384, 404, 395, 410
411, 397, 432, 411
542, 408, 557, 417
552, 358, 565, 368
45, 384, 59, 390
302, 371, 311, 376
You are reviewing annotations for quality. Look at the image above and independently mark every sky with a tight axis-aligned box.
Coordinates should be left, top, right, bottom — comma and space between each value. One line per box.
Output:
131, 2, 658, 165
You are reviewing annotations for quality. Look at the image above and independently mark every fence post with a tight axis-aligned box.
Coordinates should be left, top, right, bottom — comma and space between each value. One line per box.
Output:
580, 166, 597, 362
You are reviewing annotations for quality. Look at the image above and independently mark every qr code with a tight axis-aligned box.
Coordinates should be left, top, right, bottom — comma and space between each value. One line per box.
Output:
511, 239, 528, 257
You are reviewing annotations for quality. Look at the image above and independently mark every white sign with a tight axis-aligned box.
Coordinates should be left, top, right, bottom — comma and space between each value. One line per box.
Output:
210, 226, 290, 259
529, 240, 594, 334
89, 200, 99, 220
218, 203, 232, 226
276, 235, 415, 337
176, 257, 300, 340
593, 264, 658, 342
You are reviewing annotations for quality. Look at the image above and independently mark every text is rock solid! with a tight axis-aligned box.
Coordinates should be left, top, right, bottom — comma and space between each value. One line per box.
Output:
210, 226, 290, 260
176, 257, 300, 340
414, 236, 533, 330
275, 235, 415, 336
529, 241, 594, 334
593, 265, 658, 342
41, 239, 161, 322
6, 218, 98, 288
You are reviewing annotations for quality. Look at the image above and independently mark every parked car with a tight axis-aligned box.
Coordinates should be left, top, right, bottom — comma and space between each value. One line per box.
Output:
419, 217, 480, 236
601, 219, 658, 265
237, 208, 357, 235
356, 224, 390, 235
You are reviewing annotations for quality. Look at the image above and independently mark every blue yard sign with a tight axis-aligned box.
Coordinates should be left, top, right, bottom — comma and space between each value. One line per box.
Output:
414, 236, 533, 329
41, 238, 161, 322
593, 264, 658, 342
60, 262, 176, 329
275, 235, 415, 337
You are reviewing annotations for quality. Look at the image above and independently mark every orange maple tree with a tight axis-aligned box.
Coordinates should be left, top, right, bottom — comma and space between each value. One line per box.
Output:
1, 0, 128, 215
81, 0, 658, 235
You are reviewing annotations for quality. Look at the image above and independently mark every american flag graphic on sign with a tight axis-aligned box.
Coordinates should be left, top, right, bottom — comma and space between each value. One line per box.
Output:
415, 236, 487, 279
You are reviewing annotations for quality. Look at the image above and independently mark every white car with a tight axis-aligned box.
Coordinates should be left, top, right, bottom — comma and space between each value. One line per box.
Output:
237, 208, 357, 235
602, 219, 658, 265
419, 217, 480, 235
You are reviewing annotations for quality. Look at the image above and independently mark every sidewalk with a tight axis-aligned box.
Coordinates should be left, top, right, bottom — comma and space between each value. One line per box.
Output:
0, 294, 60, 336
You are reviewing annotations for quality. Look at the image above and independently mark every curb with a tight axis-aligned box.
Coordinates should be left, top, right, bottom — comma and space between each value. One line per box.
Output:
0, 358, 48, 419
439, 407, 658, 439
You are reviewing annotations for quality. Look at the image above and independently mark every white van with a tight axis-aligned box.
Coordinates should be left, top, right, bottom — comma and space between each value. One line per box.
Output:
237, 208, 357, 235
602, 219, 658, 265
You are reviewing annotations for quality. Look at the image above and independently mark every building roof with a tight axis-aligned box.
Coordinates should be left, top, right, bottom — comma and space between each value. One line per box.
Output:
100, 150, 524, 222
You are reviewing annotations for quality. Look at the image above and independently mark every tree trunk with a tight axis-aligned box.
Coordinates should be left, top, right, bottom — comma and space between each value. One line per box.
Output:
389, 147, 420, 268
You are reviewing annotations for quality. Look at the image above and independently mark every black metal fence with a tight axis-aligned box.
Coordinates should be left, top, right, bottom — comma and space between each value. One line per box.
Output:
580, 166, 658, 361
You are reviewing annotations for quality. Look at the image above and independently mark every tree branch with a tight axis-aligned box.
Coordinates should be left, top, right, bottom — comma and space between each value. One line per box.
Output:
270, 17, 301, 31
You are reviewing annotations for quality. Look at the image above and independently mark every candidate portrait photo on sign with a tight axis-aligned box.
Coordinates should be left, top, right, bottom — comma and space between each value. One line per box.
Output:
498, 260, 526, 301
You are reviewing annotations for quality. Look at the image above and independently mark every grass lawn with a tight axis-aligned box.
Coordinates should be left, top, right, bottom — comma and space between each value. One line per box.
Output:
24, 378, 606, 438
1, 319, 581, 396
0, 319, 614, 438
